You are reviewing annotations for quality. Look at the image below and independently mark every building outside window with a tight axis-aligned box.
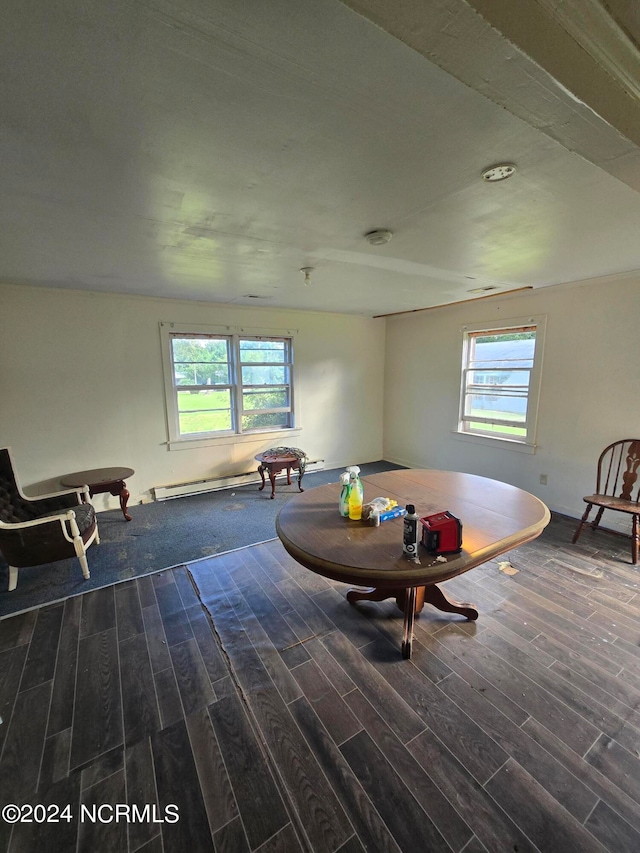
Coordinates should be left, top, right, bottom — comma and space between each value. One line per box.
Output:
458, 316, 546, 449
161, 324, 295, 443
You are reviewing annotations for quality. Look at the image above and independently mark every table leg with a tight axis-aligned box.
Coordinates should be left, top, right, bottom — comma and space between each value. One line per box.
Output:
402, 586, 417, 659
395, 585, 425, 614
258, 464, 266, 492
346, 586, 424, 661
424, 584, 478, 620
106, 480, 132, 522
119, 484, 132, 522
347, 585, 425, 613
269, 468, 277, 499
347, 587, 394, 605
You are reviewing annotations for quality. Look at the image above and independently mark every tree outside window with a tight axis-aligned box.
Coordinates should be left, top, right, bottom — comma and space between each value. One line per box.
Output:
163, 328, 294, 441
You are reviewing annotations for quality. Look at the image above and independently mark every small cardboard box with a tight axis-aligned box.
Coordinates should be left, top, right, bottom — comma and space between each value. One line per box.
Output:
379, 506, 407, 522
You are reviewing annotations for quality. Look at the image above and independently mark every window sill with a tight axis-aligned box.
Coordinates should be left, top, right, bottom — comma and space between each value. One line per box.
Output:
167, 428, 302, 452
451, 430, 537, 455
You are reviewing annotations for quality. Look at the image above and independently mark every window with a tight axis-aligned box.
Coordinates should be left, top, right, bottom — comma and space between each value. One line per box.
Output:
161, 323, 295, 443
458, 316, 545, 448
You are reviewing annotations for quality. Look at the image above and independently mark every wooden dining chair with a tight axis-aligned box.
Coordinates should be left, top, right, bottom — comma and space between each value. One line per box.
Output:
572, 439, 640, 564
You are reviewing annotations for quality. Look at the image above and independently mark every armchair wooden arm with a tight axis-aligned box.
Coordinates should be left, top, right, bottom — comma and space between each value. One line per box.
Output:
0, 448, 100, 591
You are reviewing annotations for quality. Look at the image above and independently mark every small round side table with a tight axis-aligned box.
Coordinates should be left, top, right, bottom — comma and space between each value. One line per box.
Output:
61, 466, 134, 521
255, 451, 305, 499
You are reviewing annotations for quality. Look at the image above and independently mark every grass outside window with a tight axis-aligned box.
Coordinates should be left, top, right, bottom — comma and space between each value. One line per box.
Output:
161, 324, 296, 443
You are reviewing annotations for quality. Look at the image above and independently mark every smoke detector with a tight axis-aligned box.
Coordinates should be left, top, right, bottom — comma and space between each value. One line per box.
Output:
481, 164, 516, 182
364, 229, 393, 246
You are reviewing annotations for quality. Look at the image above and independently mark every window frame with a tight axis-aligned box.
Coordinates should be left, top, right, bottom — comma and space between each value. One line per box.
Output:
236, 336, 295, 433
160, 322, 298, 448
455, 315, 546, 452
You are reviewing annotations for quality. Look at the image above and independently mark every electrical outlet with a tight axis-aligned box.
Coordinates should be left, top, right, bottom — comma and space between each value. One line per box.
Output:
539, 474, 548, 485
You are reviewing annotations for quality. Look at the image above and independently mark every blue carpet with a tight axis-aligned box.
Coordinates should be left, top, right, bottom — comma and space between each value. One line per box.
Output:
0, 461, 406, 618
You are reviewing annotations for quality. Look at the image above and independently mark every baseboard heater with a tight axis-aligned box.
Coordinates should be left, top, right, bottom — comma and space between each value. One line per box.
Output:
153, 459, 325, 501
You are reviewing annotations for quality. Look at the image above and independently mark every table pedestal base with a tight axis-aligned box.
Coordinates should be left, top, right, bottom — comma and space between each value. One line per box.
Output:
346, 584, 478, 658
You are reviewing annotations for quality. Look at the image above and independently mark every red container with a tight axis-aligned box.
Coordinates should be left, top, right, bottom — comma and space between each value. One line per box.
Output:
420, 511, 463, 555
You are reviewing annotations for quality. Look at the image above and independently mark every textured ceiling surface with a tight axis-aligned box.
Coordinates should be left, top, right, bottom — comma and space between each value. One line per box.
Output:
2, 0, 640, 316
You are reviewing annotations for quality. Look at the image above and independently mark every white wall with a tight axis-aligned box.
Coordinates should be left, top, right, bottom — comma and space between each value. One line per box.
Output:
4, 275, 638, 526
0, 284, 385, 510
383, 274, 640, 528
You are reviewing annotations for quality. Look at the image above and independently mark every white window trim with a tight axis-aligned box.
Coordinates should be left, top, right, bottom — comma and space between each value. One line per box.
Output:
454, 314, 546, 453
450, 430, 538, 454
160, 321, 300, 449
166, 428, 303, 452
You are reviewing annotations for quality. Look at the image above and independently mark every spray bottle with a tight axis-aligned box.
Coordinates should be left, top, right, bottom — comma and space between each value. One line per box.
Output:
339, 472, 350, 517
402, 504, 420, 558
346, 466, 364, 507
348, 471, 363, 520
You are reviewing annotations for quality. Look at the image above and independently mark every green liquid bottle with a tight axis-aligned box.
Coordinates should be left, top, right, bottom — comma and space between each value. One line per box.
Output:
339, 472, 350, 517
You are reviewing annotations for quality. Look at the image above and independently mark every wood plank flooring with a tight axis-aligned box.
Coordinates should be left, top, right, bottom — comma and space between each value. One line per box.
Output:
0, 513, 639, 852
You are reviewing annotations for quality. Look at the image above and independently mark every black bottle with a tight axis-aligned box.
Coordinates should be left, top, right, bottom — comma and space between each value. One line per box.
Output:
402, 504, 419, 558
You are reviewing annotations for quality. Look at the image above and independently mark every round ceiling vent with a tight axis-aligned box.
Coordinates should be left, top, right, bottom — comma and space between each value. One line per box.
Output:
364, 229, 393, 246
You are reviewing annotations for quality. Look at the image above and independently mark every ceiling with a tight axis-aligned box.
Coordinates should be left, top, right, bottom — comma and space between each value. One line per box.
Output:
3, 0, 640, 317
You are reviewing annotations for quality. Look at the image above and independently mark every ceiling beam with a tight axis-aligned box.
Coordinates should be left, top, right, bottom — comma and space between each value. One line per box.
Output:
340, 0, 640, 193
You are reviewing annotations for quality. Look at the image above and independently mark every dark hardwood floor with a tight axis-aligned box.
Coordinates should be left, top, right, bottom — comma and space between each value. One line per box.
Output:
1, 514, 639, 852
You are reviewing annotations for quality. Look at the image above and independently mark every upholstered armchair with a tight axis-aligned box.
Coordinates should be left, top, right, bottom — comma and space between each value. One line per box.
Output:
0, 447, 99, 591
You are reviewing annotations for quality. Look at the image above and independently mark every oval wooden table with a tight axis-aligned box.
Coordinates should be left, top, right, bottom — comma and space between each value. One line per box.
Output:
276, 469, 550, 658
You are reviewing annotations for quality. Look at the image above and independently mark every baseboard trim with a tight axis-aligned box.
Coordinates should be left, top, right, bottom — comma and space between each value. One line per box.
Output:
153, 460, 325, 501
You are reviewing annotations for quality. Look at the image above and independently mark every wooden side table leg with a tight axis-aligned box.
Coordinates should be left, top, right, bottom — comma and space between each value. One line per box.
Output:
117, 480, 132, 521
269, 467, 277, 499
106, 480, 132, 521
120, 487, 131, 521
258, 464, 266, 492
286, 465, 292, 485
